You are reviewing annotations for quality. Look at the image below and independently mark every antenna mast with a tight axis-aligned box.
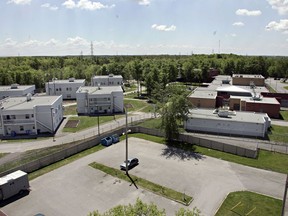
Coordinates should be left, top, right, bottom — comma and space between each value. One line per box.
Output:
90, 41, 94, 56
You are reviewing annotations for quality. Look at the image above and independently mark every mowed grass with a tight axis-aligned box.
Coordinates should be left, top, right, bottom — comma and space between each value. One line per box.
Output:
128, 133, 288, 174
63, 115, 119, 133
280, 110, 288, 121
215, 191, 282, 216
268, 125, 288, 143
64, 104, 77, 115
284, 85, 288, 90
89, 162, 193, 206
124, 99, 153, 113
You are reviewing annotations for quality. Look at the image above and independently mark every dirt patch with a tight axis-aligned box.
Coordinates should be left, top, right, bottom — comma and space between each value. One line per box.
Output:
64, 120, 80, 128
124, 103, 134, 109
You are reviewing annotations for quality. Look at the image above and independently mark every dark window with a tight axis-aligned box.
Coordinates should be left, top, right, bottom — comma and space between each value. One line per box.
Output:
20, 126, 24, 131
25, 114, 29, 119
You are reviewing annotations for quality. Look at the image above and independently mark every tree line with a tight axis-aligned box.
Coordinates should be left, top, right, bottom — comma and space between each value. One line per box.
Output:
0, 54, 287, 94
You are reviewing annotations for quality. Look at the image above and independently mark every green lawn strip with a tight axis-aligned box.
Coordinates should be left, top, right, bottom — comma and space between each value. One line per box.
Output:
124, 99, 153, 113
280, 110, 288, 121
268, 125, 288, 143
284, 85, 288, 90
135, 118, 162, 129
64, 104, 77, 115
28, 144, 105, 180
89, 162, 192, 206
215, 191, 282, 216
63, 115, 120, 132
128, 133, 288, 174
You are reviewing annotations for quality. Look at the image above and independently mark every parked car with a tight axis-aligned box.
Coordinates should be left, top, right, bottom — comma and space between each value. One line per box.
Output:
120, 158, 139, 170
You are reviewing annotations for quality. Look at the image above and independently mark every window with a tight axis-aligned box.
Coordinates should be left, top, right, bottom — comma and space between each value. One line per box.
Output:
25, 114, 29, 119
31, 114, 34, 118
108, 98, 110, 101
56, 88, 59, 91
20, 126, 24, 131
11, 115, 16, 119
59, 88, 62, 91
66, 87, 69, 91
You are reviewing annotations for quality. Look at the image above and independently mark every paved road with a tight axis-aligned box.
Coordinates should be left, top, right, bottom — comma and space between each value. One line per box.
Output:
0, 112, 152, 153
1, 138, 286, 216
266, 78, 288, 93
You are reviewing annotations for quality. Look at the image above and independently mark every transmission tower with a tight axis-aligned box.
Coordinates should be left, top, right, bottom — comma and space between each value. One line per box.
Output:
91, 41, 94, 56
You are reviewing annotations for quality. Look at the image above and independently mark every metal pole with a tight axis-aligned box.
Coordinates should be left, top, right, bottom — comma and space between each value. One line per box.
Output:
125, 107, 128, 175
98, 115, 100, 135
281, 174, 288, 216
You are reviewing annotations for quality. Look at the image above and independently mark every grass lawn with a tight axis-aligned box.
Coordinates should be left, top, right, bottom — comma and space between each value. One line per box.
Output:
128, 133, 288, 174
284, 85, 288, 90
215, 191, 282, 216
64, 104, 77, 115
89, 162, 192, 206
29, 144, 104, 180
268, 125, 288, 143
124, 98, 154, 113
63, 115, 119, 133
0, 153, 9, 159
280, 110, 288, 121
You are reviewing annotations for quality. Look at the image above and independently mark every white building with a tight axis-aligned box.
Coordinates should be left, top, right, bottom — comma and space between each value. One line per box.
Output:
76, 86, 123, 115
0, 84, 35, 99
45, 78, 85, 99
184, 108, 271, 138
91, 74, 123, 87
0, 95, 63, 138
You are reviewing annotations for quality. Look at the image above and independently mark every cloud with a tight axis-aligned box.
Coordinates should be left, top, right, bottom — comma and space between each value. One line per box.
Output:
7, 0, 31, 5
267, 0, 288, 15
231, 33, 237, 37
41, 3, 58, 11
66, 36, 90, 46
232, 22, 245, 26
151, 24, 176, 31
62, 0, 115, 10
266, 19, 288, 32
137, 0, 150, 5
236, 9, 262, 16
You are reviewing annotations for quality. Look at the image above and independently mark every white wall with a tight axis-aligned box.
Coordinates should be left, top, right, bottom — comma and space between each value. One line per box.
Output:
0, 86, 35, 99
45, 81, 84, 99
184, 118, 266, 137
92, 76, 123, 86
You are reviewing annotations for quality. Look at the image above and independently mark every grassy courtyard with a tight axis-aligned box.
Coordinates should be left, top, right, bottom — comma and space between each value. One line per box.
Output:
215, 191, 282, 216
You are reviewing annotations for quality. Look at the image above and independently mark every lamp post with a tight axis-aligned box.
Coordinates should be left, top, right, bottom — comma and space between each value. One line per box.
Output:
125, 106, 128, 175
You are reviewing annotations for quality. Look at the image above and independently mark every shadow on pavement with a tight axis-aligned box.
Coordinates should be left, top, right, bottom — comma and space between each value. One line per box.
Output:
161, 142, 206, 161
0, 190, 30, 208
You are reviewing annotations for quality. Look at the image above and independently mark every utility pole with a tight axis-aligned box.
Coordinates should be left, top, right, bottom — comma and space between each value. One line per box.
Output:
91, 41, 93, 57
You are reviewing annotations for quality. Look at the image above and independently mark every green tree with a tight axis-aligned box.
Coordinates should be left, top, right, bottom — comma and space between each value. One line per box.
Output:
88, 198, 200, 216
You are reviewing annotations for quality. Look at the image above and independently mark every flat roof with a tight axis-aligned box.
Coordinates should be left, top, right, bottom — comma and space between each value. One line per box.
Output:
187, 108, 268, 124
232, 74, 264, 79
241, 96, 280, 105
0, 85, 35, 92
188, 88, 217, 99
47, 79, 85, 84
216, 85, 252, 93
0, 95, 61, 111
0, 170, 27, 185
93, 75, 123, 79
77, 86, 123, 95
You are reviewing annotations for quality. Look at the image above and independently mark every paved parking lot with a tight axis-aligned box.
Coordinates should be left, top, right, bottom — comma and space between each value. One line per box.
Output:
1, 138, 286, 216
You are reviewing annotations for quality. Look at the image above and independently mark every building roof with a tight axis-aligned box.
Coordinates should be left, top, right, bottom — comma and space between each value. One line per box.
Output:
0, 95, 62, 111
241, 96, 280, 105
47, 78, 85, 84
232, 74, 264, 79
188, 88, 217, 99
187, 108, 269, 124
216, 85, 252, 93
0, 84, 35, 92
0, 170, 27, 185
93, 74, 123, 79
77, 86, 123, 95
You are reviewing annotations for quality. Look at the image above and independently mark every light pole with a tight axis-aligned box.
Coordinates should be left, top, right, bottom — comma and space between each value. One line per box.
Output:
125, 107, 128, 175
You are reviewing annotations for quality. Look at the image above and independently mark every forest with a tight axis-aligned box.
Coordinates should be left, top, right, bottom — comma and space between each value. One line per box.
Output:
0, 54, 287, 95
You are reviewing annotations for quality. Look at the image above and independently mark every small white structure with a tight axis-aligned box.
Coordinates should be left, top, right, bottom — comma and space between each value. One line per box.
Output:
184, 108, 271, 138
0, 84, 35, 99
91, 74, 123, 87
45, 78, 85, 99
76, 86, 123, 115
0, 95, 63, 137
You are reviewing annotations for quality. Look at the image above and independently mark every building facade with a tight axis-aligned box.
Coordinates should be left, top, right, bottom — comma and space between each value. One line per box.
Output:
184, 108, 271, 138
232, 74, 265, 86
91, 74, 123, 87
0, 95, 63, 138
76, 86, 123, 115
0, 84, 35, 99
45, 78, 85, 99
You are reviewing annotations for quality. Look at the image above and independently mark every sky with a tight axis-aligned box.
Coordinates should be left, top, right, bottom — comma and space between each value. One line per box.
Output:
0, 0, 288, 56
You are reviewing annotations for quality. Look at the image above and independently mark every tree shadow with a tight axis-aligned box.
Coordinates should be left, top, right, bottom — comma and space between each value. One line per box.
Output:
161, 140, 206, 161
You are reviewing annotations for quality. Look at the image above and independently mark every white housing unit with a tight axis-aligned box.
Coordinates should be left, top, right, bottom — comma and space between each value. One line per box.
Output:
184, 108, 271, 138
76, 86, 123, 115
0, 95, 63, 137
91, 74, 123, 87
0, 84, 35, 99
45, 78, 85, 99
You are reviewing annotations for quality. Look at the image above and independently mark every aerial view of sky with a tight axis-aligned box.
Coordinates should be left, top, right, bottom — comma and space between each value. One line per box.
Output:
0, 0, 287, 56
